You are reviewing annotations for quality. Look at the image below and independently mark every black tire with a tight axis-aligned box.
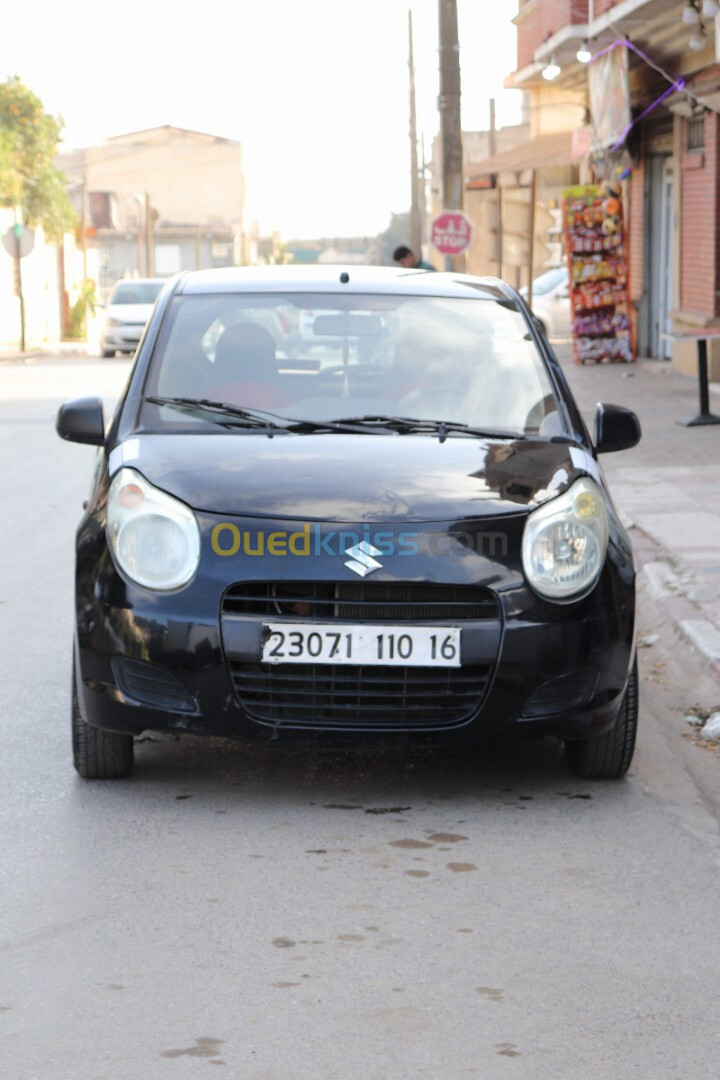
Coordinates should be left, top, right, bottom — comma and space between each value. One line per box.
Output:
101, 348, 115, 358
565, 660, 638, 780
72, 669, 134, 779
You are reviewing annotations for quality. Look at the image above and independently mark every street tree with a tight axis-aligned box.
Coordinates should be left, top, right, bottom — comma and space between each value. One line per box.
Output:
0, 75, 76, 240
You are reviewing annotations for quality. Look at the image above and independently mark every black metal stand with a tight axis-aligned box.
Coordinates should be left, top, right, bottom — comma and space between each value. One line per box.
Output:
680, 338, 720, 426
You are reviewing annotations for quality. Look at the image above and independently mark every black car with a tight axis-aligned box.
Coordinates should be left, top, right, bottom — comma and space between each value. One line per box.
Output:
57, 266, 641, 780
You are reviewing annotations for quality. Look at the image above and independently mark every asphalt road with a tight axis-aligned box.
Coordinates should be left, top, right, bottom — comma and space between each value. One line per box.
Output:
1, 354, 719, 1080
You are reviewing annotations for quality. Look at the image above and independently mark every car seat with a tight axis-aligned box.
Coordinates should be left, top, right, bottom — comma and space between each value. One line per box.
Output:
211, 322, 290, 409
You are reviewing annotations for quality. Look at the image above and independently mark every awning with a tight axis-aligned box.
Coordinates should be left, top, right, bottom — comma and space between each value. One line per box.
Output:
465, 131, 577, 184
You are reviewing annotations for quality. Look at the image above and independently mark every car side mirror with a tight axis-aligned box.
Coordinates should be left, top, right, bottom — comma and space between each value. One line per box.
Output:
56, 397, 105, 446
594, 402, 641, 453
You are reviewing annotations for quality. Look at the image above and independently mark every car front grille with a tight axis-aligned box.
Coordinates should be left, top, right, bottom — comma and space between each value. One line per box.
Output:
229, 661, 491, 730
222, 581, 500, 621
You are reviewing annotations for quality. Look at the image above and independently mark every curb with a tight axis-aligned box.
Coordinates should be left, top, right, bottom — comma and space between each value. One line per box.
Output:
632, 524, 720, 690
0, 346, 93, 363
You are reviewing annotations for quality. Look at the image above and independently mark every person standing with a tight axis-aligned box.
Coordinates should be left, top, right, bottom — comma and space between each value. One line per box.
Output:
393, 245, 436, 271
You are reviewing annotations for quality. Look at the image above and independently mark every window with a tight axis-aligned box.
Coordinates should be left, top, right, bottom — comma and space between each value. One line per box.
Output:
109, 281, 164, 304
141, 291, 559, 436
687, 114, 705, 152
529, 267, 567, 296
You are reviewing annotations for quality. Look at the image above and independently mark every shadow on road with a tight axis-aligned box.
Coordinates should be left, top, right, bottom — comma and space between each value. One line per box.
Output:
72, 732, 637, 811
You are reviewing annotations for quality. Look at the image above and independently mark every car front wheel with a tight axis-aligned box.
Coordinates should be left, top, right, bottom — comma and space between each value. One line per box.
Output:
565, 659, 638, 779
72, 667, 134, 779
100, 348, 115, 358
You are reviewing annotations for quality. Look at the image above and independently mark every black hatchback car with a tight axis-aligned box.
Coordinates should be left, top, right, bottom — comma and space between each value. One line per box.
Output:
57, 266, 641, 780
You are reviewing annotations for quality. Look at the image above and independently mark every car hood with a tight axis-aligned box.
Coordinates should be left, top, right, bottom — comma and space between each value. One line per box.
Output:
110, 433, 588, 523
105, 303, 154, 323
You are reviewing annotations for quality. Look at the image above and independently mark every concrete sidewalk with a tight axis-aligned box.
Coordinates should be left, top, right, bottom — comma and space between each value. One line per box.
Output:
1, 314, 103, 362
0, 340, 96, 363
559, 347, 720, 688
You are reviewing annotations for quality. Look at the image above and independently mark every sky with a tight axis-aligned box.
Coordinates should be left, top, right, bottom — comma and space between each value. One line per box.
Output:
3, 0, 521, 239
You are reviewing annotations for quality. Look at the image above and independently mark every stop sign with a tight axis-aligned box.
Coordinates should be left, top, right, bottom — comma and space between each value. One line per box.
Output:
3, 224, 35, 259
430, 210, 473, 256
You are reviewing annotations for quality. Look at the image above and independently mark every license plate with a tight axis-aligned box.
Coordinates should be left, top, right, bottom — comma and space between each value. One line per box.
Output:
261, 623, 461, 667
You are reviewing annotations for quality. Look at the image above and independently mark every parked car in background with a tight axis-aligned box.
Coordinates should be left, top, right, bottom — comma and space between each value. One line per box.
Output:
520, 266, 571, 339
100, 278, 165, 357
57, 265, 640, 781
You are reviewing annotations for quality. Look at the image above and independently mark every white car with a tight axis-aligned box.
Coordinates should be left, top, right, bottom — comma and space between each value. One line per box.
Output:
520, 267, 571, 340
100, 278, 165, 357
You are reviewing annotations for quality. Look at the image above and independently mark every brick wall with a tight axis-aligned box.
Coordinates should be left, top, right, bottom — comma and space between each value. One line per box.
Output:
517, 0, 588, 69
680, 112, 719, 317
593, 0, 619, 14
515, 1, 647, 70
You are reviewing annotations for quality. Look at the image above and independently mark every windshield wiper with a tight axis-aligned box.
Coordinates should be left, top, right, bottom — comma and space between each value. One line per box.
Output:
146, 396, 286, 429
331, 414, 527, 444
144, 397, 382, 435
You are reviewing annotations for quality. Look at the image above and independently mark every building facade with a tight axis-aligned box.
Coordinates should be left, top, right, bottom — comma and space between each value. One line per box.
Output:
505, 0, 720, 373
428, 123, 548, 279
57, 126, 249, 299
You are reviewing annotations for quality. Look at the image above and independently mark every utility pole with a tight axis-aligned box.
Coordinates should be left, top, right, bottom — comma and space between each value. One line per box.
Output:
80, 180, 88, 341
527, 169, 537, 309
80, 179, 88, 284
145, 192, 153, 277
438, 0, 463, 270
420, 133, 427, 246
14, 225, 26, 353
490, 97, 502, 278
408, 10, 422, 259
489, 98, 497, 158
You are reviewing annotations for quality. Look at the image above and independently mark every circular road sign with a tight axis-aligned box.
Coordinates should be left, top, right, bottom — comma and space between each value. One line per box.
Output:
3, 225, 35, 259
430, 210, 473, 256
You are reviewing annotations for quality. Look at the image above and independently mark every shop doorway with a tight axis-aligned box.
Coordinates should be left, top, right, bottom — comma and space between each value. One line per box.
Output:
646, 155, 674, 359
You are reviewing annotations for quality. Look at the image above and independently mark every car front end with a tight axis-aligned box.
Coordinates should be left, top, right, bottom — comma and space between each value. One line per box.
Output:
59, 266, 640, 778
100, 313, 149, 354
73, 435, 635, 751
99, 279, 165, 357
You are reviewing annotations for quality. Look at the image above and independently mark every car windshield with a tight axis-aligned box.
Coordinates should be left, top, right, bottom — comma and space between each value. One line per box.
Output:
528, 267, 567, 296
139, 291, 562, 436
109, 281, 164, 305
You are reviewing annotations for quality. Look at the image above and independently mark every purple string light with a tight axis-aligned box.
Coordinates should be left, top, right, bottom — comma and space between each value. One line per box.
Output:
590, 38, 624, 62
588, 37, 687, 151
611, 78, 685, 150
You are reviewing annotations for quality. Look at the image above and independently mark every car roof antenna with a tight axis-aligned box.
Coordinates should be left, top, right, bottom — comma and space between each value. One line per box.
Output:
339, 271, 350, 284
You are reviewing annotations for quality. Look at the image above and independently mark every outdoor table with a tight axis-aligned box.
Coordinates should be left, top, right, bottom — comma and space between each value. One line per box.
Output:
660, 331, 720, 426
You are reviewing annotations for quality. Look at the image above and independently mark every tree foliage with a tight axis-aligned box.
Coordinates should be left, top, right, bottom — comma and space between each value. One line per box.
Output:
0, 75, 76, 240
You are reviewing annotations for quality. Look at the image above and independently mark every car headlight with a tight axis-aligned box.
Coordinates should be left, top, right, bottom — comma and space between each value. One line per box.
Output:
107, 468, 200, 590
522, 477, 609, 601
106, 318, 123, 327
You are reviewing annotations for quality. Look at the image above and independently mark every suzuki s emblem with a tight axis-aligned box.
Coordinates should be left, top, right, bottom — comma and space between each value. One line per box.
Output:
344, 541, 383, 578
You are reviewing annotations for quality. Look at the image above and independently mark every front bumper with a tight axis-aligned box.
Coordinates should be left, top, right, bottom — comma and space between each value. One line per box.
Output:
101, 323, 145, 352
74, 511, 636, 747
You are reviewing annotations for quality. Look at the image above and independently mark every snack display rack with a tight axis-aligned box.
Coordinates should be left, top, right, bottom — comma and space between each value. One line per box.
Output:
562, 183, 634, 364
